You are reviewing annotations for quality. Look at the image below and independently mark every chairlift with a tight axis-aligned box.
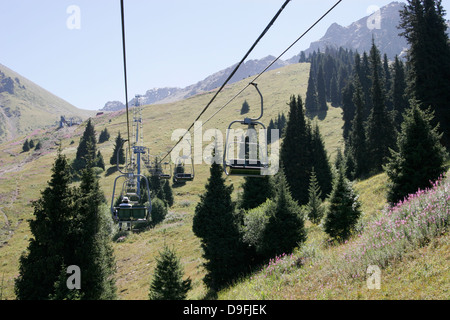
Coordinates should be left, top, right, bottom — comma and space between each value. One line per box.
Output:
223, 83, 269, 177
111, 173, 152, 231
173, 155, 194, 182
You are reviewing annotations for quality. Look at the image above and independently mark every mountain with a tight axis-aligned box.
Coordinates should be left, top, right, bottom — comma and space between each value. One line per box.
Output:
101, 55, 289, 110
290, 2, 408, 61
0, 63, 94, 142
103, 1, 447, 110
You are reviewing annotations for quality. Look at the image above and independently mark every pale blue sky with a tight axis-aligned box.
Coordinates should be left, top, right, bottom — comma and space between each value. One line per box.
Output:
0, 0, 449, 110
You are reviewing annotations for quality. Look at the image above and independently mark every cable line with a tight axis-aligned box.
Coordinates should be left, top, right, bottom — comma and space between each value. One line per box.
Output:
120, 0, 132, 156
158, 0, 292, 163
159, 0, 343, 165
199, 0, 343, 130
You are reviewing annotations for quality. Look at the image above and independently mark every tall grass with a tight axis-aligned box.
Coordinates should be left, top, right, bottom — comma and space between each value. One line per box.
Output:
219, 172, 449, 300
337, 173, 449, 280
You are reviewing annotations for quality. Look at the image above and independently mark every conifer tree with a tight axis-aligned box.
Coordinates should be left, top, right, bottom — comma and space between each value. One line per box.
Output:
316, 65, 328, 112
365, 40, 396, 174
323, 163, 362, 242
391, 55, 408, 128
22, 139, 30, 152
34, 141, 42, 151
15, 151, 74, 300
148, 246, 192, 300
279, 95, 312, 206
73, 118, 97, 172
239, 176, 275, 211
306, 168, 325, 224
310, 122, 333, 198
98, 128, 110, 143
70, 154, 116, 300
399, 0, 450, 149
261, 170, 306, 258
384, 102, 447, 204
110, 131, 126, 166
305, 69, 318, 116
162, 180, 174, 207
341, 82, 355, 142
192, 159, 246, 291
347, 75, 368, 179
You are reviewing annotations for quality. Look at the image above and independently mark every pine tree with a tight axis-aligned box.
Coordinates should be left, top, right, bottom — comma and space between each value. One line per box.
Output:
96, 150, 105, 170
365, 40, 396, 174
70, 156, 116, 300
347, 75, 369, 179
279, 95, 312, 206
391, 55, 409, 128
148, 246, 192, 300
29, 139, 35, 149
399, 0, 450, 149
15, 151, 74, 300
323, 164, 362, 242
310, 122, 333, 198
341, 82, 355, 142
73, 118, 97, 172
305, 69, 318, 116
162, 180, 174, 207
22, 139, 30, 152
306, 168, 325, 224
261, 170, 306, 258
316, 65, 328, 112
110, 131, 125, 166
98, 128, 110, 143
330, 74, 339, 107
192, 160, 246, 291
384, 101, 447, 204
34, 141, 42, 151
239, 176, 275, 211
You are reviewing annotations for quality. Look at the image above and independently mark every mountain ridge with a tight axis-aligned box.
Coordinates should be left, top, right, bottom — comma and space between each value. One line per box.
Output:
0, 63, 95, 142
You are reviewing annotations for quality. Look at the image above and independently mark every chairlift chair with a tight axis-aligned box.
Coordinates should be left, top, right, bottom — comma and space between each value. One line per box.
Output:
223, 83, 269, 177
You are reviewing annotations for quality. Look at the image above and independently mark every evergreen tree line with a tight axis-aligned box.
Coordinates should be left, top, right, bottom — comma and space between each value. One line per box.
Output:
192, 93, 361, 293
341, 0, 450, 201
304, 47, 356, 115
22, 138, 41, 152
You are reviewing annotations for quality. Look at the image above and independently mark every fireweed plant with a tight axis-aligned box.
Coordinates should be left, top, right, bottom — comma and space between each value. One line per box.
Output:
339, 173, 449, 279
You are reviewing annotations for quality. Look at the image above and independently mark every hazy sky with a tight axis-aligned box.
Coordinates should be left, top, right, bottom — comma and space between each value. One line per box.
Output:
1, 0, 449, 110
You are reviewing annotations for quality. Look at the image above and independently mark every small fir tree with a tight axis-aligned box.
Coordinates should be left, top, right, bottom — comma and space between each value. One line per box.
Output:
261, 170, 306, 258
239, 176, 275, 210
384, 102, 447, 204
323, 163, 362, 242
306, 168, 325, 224
192, 159, 246, 291
148, 246, 192, 300
73, 118, 97, 172
110, 131, 125, 166
22, 139, 30, 152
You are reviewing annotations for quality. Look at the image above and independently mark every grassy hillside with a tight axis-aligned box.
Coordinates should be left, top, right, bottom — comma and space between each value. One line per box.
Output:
0, 63, 95, 142
218, 171, 450, 300
0, 61, 447, 301
0, 62, 317, 299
